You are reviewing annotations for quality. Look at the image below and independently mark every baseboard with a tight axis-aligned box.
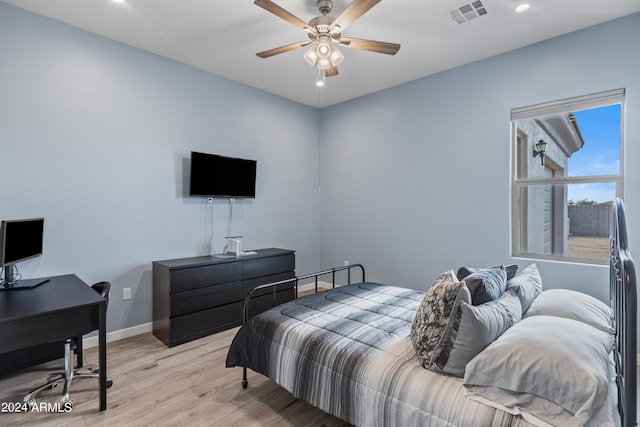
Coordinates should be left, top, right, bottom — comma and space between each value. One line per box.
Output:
297, 280, 332, 292
83, 322, 152, 349
81, 282, 335, 349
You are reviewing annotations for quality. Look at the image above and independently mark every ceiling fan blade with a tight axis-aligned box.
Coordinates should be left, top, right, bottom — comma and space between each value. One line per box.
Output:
331, 0, 381, 32
256, 41, 311, 58
254, 0, 311, 32
340, 37, 400, 55
325, 66, 339, 77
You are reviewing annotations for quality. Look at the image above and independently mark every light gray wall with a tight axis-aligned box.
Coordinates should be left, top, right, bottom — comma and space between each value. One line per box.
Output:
0, 2, 321, 333
2, 0, 639, 338
320, 13, 640, 307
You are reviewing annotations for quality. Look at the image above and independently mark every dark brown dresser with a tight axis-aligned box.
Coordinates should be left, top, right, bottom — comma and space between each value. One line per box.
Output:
152, 248, 295, 347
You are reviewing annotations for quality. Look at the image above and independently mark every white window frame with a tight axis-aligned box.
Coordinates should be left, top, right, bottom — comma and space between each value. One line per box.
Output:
511, 89, 625, 265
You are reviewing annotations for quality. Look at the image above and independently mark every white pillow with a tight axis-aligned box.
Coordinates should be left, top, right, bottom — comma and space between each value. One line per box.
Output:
507, 263, 542, 313
523, 289, 614, 334
464, 316, 615, 427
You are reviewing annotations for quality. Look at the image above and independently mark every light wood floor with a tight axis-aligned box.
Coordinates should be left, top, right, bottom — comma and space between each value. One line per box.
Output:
0, 327, 349, 426
1, 298, 638, 426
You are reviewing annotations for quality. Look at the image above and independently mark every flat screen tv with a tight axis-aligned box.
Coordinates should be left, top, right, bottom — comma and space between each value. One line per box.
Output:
1, 218, 47, 289
189, 151, 257, 198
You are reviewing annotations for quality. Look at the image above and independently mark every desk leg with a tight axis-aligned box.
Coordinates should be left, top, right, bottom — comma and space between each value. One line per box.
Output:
75, 336, 83, 368
99, 301, 107, 411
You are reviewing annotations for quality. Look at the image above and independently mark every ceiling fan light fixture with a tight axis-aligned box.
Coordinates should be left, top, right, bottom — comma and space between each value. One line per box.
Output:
317, 41, 331, 59
304, 46, 319, 65
329, 46, 344, 66
317, 58, 331, 70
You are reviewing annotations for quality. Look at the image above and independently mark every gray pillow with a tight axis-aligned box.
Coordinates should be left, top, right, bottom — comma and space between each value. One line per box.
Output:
410, 271, 471, 371
457, 264, 519, 281
437, 288, 522, 377
461, 266, 507, 305
524, 289, 614, 334
506, 263, 542, 313
464, 316, 615, 426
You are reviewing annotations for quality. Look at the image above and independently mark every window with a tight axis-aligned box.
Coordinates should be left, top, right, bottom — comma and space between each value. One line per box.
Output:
511, 89, 624, 264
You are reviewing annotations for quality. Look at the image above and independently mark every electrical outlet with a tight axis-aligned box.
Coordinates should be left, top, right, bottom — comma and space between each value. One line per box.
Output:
123, 287, 131, 300
344, 260, 349, 266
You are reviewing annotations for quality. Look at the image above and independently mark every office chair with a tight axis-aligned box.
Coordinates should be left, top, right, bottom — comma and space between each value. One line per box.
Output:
23, 281, 113, 406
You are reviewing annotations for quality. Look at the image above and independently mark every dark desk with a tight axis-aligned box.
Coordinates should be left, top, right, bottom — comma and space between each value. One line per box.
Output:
0, 274, 107, 411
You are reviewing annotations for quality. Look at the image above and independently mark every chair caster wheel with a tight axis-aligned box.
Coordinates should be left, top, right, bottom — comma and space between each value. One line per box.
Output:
47, 373, 64, 382
107, 380, 113, 388
242, 380, 248, 389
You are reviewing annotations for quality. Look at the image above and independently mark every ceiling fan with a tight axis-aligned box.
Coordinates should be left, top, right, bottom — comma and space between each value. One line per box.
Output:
254, 0, 400, 78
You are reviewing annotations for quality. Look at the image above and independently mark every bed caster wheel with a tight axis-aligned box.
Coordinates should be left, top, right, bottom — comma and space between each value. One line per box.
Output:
242, 379, 248, 389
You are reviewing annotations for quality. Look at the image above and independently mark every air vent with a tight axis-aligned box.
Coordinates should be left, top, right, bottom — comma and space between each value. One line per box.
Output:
449, 0, 488, 24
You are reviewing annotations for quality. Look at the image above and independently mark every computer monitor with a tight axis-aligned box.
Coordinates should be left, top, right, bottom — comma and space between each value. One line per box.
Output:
0, 218, 48, 290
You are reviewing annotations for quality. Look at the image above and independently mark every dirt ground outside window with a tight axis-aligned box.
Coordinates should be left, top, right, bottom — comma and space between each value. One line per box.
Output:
567, 236, 609, 260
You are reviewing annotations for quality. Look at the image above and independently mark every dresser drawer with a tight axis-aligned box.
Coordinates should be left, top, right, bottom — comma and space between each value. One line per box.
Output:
171, 281, 242, 317
243, 254, 295, 279
170, 302, 242, 346
170, 262, 242, 293
243, 271, 295, 298
247, 288, 295, 319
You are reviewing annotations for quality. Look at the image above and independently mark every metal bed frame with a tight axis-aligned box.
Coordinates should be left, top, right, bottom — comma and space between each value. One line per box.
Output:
238, 198, 635, 426
611, 198, 637, 427
241, 263, 365, 388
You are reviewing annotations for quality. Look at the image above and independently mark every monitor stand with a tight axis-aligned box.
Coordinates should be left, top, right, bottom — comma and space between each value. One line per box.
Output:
0, 266, 50, 291
0, 278, 50, 290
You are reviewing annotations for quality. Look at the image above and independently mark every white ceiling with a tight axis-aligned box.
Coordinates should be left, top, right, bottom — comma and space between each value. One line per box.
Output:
3, 0, 639, 108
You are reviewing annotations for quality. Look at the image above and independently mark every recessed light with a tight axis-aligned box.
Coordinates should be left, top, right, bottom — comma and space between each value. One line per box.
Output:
112, 0, 125, 4
515, 3, 530, 13
316, 80, 325, 88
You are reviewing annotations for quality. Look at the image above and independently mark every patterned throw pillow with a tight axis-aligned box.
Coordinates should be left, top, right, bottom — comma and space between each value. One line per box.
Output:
411, 270, 471, 370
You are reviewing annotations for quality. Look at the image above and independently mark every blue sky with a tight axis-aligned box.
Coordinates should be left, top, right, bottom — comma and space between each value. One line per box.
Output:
567, 104, 620, 203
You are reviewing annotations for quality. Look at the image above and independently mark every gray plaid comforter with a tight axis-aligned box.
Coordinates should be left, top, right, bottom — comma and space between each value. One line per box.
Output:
226, 282, 535, 427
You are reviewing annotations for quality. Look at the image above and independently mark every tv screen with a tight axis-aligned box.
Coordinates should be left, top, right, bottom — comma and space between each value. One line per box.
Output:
189, 152, 257, 198
0, 218, 44, 267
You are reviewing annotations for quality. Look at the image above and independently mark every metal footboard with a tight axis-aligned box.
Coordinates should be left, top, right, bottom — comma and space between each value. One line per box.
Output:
242, 263, 365, 324
240, 263, 365, 388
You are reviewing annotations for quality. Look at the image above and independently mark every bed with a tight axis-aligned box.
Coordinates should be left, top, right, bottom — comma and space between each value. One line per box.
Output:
226, 198, 636, 427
